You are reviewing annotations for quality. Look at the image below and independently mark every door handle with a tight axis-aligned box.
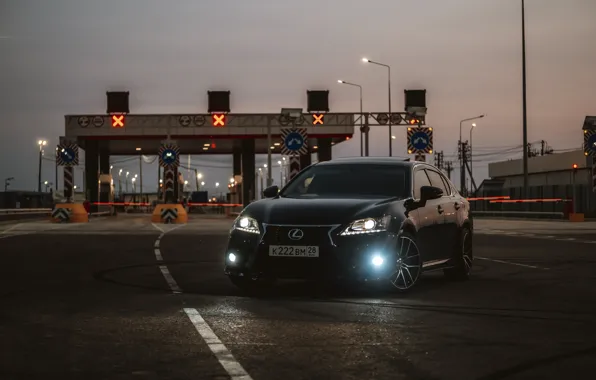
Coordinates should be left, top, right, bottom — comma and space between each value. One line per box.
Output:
437, 205, 444, 214
454, 202, 461, 210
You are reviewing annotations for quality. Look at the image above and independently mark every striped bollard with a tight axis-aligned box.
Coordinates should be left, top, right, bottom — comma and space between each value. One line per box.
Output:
164, 166, 176, 203
64, 166, 74, 202
289, 155, 300, 180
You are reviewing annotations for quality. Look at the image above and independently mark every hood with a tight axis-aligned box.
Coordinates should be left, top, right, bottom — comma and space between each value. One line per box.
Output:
243, 196, 402, 225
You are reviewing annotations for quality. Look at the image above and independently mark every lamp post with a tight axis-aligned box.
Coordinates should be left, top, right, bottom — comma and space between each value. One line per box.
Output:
459, 115, 485, 193
37, 140, 47, 192
4, 177, 14, 192
469, 123, 477, 194
362, 58, 392, 156
521, 0, 529, 198
338, 80, 364, 156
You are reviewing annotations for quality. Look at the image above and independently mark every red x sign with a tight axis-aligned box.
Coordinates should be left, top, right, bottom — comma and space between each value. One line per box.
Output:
212, 113, 226, 127
312, 113, 324, 125
112, 115, 124, 128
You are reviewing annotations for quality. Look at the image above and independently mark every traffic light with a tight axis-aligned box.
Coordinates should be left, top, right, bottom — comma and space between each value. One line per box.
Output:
312, 113, 324, 125
111, 114, 124, 128
212, 113, 226, 127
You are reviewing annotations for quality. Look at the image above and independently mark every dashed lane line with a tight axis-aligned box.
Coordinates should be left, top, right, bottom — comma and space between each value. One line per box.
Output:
476, 257, 549, 270
154, 225, 255, 379
184, 308, 254, 380
151, 224, 184, 293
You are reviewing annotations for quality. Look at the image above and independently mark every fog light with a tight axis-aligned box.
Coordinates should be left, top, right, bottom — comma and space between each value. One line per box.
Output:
371, 255, 384, 267
228, 253, 237, 263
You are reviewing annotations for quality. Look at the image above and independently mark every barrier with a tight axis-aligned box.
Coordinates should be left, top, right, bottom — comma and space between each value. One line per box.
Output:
50, 203, 88, 223
0, 208, 52, 222
151, 204, 188, 224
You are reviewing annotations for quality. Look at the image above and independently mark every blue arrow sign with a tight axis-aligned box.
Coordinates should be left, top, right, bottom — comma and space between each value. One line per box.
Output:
587, 133, 596, 153
161, 148, 178, 166
410, 131, 430, 151
60, 147, 76, 164
284, 131, 304, 151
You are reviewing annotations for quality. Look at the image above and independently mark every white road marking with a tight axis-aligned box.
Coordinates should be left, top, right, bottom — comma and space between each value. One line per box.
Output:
184, 308, 253, 380
1, 224, 21, 234
151, 223, 165, 233
154, 249, 163, 261
476, 256, 548, 270
159, 265, 181, 293
151, 224, 185, 291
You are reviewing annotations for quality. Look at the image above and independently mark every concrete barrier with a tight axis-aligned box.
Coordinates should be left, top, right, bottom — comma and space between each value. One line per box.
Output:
151, 204, 188, 224
50, 203, 89, 223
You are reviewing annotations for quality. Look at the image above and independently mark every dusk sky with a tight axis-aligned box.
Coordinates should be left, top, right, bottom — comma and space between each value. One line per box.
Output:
1, 0, 595, 195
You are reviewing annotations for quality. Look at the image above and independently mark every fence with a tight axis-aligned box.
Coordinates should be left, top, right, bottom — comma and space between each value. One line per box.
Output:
474, 184, 596, 218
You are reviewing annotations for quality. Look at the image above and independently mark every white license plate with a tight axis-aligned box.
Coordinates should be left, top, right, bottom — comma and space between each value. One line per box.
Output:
268, 245, 319, 257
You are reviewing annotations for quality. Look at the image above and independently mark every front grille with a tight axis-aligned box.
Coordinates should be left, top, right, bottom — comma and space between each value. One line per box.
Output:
262, 225, 334, 246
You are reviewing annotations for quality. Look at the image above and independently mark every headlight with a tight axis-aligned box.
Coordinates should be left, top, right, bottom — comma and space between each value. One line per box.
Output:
233, 216, 260, 234
340, 215, 390, 236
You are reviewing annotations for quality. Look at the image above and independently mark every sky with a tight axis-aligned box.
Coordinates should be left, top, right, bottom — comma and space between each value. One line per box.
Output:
1, 0, 595, 195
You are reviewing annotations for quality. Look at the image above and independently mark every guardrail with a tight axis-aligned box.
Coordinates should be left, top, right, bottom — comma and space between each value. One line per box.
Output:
0, 208, 52, 222
0, 208, 52, 214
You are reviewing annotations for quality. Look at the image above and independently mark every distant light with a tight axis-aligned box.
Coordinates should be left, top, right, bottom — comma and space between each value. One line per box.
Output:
338, 79, 344, 83
274, 142, 280, 146
203, 143, 210, 147
391, 135, 396, 140
203, 147, 208, 150
228, 253, 237, 263
135, 147, 141, 151
361, 57, 369, 62
230, 177, 235, 183
270, 146, 275, 149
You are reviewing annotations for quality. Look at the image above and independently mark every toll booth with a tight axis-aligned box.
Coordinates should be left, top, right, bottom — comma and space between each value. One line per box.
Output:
98, 174, 116, 215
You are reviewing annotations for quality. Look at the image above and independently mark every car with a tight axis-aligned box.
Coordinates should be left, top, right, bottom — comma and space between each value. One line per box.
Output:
224, 157, 473, 292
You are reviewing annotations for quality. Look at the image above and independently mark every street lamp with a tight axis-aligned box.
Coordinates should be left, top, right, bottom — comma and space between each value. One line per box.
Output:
229, 177, 235, 184
338, 80, 364, 156
4, 177, 14, 192
37, 140, 47, 192
362, 57, 392, 156
201, 181, 205, 187
215, 182, 220, 188
197, 172, 203, 179
459, 115, 485, 194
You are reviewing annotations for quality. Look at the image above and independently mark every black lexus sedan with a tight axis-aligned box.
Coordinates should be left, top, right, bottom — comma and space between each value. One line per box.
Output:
224, 157, 473, 292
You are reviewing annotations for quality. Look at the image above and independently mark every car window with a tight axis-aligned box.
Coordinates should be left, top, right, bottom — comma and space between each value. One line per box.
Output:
280, 164, 410, 199
425, 169, 449, 195
413, 169, 431, 199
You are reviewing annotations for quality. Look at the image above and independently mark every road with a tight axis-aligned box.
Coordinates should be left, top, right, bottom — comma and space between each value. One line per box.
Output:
1, 216, 595, 380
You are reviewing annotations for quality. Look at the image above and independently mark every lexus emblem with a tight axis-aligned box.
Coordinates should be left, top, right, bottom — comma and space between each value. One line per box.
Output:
288, 228, 304, 240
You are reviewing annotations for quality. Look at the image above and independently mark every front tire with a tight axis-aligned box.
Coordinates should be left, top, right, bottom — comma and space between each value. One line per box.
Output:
444, 226, 473, 281
388, 230, 423, 292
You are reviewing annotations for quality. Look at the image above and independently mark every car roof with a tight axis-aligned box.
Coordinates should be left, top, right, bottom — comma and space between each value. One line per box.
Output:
315, 156, 415, 167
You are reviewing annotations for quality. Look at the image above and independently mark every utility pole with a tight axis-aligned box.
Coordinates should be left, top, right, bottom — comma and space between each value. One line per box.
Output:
434, 151, 444, 170
444, 162, 454, 180
458, 141, 466, 194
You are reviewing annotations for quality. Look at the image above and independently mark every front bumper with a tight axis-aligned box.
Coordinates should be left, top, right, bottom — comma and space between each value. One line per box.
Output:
223, 226, 399, 281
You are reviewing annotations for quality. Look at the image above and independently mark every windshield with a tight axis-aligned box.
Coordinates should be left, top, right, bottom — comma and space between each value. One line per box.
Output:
280, 163, 410, 199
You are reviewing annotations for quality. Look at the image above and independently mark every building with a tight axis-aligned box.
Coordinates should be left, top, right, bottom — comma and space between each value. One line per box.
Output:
476, 149, 595, 215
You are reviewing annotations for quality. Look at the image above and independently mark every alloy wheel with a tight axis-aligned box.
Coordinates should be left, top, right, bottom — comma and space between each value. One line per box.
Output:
389, 235, 422, 291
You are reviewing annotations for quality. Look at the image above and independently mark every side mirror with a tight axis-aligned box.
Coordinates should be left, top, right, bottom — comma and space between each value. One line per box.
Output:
262, 185, 279, 198
420, 186, 443, 202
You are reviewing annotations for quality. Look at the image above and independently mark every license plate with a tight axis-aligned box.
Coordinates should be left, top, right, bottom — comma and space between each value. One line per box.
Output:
268, 245, 319, 257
